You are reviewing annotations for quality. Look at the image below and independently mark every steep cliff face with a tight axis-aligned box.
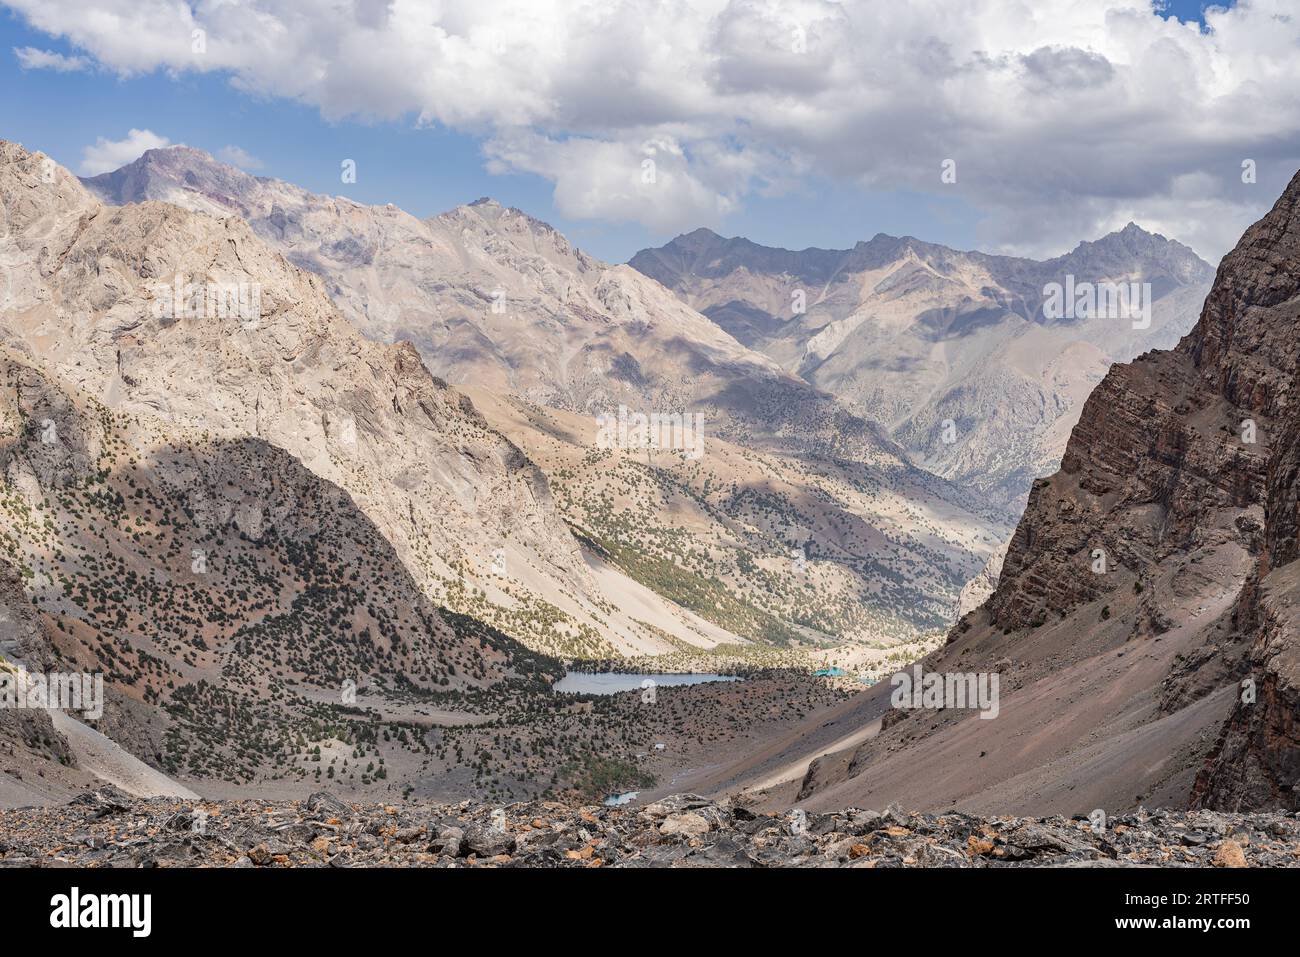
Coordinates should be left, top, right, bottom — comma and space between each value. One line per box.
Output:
984, 168, 1300, 812
985, 347, 1266, 633
1190, 175, 1300, 810
1193, 562, 1300, 810
984, 174, 1300, 635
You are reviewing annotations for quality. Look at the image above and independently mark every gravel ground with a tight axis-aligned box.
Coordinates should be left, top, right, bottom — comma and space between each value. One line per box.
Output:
1, 787, 1298, 868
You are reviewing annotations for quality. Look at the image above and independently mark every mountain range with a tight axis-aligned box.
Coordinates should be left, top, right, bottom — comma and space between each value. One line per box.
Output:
631, 224, 1214, 517
6, 134, 1291, 816
81, 146, 1016, 648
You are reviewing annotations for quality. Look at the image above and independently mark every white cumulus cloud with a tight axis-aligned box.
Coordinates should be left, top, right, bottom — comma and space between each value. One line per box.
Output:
13, 46, 91, 71
79, 128, 171, 176
485, 132, 743, 232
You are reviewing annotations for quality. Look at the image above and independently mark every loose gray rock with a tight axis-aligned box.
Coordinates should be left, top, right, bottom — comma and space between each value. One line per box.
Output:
0, 793, 1295, 868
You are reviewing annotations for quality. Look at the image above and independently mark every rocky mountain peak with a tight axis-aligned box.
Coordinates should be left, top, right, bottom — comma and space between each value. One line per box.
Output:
91, 143, 241, 184
666, 226, 727, 252
677, 225, 724, 241
1051, 221, 1215, 286
81, 143, 267, 220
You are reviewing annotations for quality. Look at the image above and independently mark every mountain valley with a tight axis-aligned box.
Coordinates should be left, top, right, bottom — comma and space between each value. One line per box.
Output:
2, 134, 1297, 835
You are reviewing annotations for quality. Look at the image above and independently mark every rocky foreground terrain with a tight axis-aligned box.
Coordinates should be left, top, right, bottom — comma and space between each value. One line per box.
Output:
1, 786, 1297, 868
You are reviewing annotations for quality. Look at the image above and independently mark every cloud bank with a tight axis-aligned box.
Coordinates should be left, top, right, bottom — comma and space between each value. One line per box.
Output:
9, 0, 1300, 258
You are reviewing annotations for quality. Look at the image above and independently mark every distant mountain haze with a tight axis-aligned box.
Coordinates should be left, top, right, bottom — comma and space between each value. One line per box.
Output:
630, 225, 1214, 518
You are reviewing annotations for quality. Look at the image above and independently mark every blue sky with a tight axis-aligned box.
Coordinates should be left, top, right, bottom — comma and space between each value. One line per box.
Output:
2, 0, 1283, 266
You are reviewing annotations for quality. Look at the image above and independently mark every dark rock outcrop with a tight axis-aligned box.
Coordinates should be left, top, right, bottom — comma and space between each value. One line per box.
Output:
1185, 174, 1300, 810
